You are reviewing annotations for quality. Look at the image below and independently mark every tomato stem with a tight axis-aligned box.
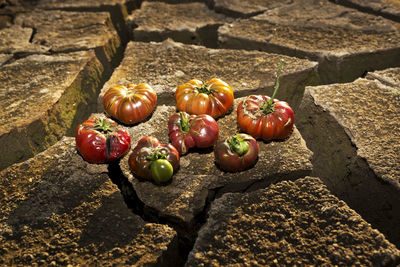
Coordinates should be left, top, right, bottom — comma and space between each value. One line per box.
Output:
146, 148, 168, 161
195, 82, 217, 95
227, 135, 249, 156
93, 118, 116, 133
260, 60, 284, 114
178, 112, 190, 134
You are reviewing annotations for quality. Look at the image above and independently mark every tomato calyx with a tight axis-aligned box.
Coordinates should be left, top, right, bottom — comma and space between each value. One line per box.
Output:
260, 59, 285, 114
92, 118, 117, 134
195, 82, 218, 95
227, 135, 250, 156
146, 148, 169, 161
175, 112, 191, 134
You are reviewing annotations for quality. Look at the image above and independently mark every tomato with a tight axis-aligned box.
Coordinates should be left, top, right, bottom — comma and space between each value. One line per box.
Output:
237, 61, 294, 141
168, 111, 219, 154
214, 134, 259, 172
75, 118, 131, 163
151, 159, 174, 183
103, 83, 157, 125
128, 136, 180, 183
175, 78, 234, 119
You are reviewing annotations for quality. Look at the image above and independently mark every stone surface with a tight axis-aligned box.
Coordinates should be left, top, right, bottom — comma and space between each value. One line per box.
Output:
296, 77, 400, 246
111, 96, 313, 228
333, 0, 400, 21
14, 10, 121, 67
219, 0, 400, 83
34, 0, 137, 40
366, 67, 400, 87
98, 39, 318, 111
128, 2, 230, 47
35, 0, 135, 9
209, 0, 291, 18
186, 177, 400, 266
0, 25, 47, 55
0, 54, 11, 66
306, 79, 399, 189
0, 51, 104, 170
0, 137, 179, 266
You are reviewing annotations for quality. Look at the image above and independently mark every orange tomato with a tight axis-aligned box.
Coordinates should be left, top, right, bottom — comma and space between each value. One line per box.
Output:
103, 83, 157, 125
175, 78, 234, 119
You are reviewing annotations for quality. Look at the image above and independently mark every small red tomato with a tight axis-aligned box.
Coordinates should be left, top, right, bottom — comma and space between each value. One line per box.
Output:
175, 78, 234, 119
103, 83, 157, 125
237, 60, 294, 141
168, 111, 219, 154
214, 133, 259, 172
75, 118, 131, 163
128, 136, 180, 182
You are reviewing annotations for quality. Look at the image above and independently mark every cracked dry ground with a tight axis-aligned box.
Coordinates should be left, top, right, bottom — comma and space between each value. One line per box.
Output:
1, 0, 400, 265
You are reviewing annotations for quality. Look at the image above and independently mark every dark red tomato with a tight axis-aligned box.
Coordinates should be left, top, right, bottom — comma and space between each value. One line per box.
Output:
237, 60, 294, 141
175, 78, 234, 119
75, 118, 131, 163
103, 83, 157, 125
128, 136, 180, 182
214, 134, 259, 172
168, 111, 219, 155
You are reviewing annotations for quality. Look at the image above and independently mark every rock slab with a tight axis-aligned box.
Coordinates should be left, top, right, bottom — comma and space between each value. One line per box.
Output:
14, 10, 121, 67
186, 177, 400, 266
296, 73, 400, 246
0, 137, 179, 266
219, 0, 400, 83
0, 51, 103, 170
99, 39, 318, 110
128, 2, 230, 47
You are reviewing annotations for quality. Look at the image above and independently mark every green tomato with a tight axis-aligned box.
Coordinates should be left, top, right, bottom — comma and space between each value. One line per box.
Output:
150, 159, 174, 183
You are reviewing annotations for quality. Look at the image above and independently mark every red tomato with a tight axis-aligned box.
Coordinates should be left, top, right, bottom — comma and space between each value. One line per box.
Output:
237, 60, 294, 141
128, 136, 180, 182
237, 95, 294, 141
168, 111, 219, 154
75, 118, 131, 163
214, 134, 259, 172
103, 83, 157, 125
175, 78, 234, 119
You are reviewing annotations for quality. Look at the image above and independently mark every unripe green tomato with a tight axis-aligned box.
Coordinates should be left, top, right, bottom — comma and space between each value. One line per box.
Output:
150, 159, 173, 183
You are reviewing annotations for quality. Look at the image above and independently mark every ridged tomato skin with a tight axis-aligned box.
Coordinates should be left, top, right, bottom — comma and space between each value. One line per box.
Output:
128, 136, 180, 181
168, 112, 219, 155
175, 78, 234, 119
75, 118, 131, 163
103, 83, 157, 125
214, 133, 259, 172
237, 95, 294, 141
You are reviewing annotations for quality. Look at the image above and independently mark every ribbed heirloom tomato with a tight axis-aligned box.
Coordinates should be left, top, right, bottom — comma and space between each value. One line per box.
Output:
175, 78, 234, 119
168, 111, 219, 155
214, 134, 259, 172
75, 118, 131, 163
103, 83, 157, 125
237, 61, 294, 141
128, 136, 180, 183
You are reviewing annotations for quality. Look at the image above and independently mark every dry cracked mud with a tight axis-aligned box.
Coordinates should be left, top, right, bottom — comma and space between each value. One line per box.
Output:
1, 0, 400, 265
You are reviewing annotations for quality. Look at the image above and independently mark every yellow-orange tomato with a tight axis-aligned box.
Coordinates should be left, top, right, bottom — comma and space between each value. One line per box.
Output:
175, 78, 234, 119
103, 83, 157, 125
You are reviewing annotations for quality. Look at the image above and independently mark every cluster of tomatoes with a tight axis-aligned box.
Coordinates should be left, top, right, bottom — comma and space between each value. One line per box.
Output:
75, 61, 294, 184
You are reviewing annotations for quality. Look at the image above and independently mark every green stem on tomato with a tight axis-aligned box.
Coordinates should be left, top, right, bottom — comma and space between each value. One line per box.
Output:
178, 112, 190, 134
146, 149, 168, 161
92, 118, 116, 133
195, 82, 217, 95
260, 59, 285, 114
227, 135, 249, 156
